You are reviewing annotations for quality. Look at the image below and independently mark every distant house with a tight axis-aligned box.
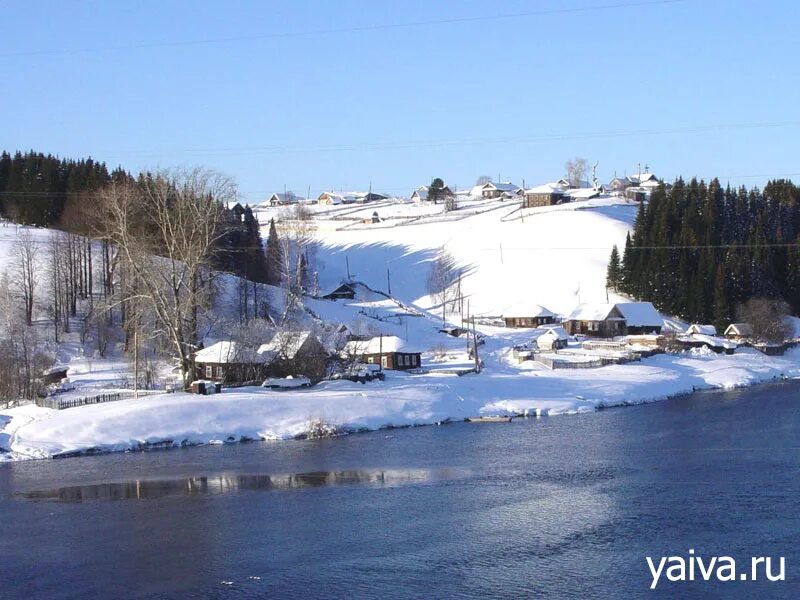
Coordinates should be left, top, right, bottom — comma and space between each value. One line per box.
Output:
322, 283, 356, 300
614, 302, 663, 335
343, 335, 421, 370
624, 187, 648, 202
502, 303, 557, 328
268, 192, 301, 206
318, 192, 346, 205
724, 323, 753, 340
536, 326, 569, 351
410, 185, 454, 203
565, 187, 601, 201
629, 172, 660, 188
472, 182, 522, 199
687, 324, 717, 336
523, 183, 567, 208
608, 176, 633, 191
565, 304, 627, 338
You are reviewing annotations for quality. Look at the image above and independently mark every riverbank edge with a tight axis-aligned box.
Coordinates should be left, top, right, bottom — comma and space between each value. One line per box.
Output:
2, 366, 798, 463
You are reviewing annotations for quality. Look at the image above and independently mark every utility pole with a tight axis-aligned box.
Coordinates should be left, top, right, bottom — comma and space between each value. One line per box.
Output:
346, 255, 351, 280
472, 315, 480, 373
387, 269, 391, 295
378, 334, 383, 371
133, 330, 139, 398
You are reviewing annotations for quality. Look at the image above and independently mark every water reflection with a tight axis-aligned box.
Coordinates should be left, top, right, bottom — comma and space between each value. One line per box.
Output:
17, 468, 470, 502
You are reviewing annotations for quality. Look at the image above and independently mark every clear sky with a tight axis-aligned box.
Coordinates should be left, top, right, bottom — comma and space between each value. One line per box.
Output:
2, 0, 798, 203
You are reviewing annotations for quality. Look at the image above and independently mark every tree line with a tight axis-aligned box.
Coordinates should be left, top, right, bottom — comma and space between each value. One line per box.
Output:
607, 178, 800, 329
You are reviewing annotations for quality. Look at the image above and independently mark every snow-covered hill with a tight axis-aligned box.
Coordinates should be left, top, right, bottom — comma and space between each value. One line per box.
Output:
260, 197, 637, 317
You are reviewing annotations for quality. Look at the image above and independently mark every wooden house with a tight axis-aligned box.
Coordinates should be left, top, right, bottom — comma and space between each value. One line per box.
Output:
267, 192, 301, 206
410, 185, 454, 203
523, 183, 567, 208
502, 303, 557, 328
614, 302, 663, 335
194, 341, 272, 383
724, 323, 753, 341
687, 324, 717, 336
322, 283, 356, 300
565, 304, 627, 338
256, 331, 328, 380
342, 335, 421, 370
318, 192, 346, 205
536, 326, 569, 351
473, 182, 522, 199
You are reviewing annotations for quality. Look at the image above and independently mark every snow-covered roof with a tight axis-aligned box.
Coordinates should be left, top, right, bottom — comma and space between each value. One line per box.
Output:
483, 182, 520, 192
614, 302, 663, 328
688, 333, 737, 349
565, 188, 601, 200
687, 324, 717, 336
525, 182, 567, 195
343, 335, 415, 355
194, 341, 268, 364
724, 323, 753, 337
410, 186, 428, 201
258, 331, 315, 360
538, 326, 569, 341
318, 192, 345, 204
267, 192, 303, 204
629, 172, 658, 184
502, 302, 556, 318
568, 303, 619, 321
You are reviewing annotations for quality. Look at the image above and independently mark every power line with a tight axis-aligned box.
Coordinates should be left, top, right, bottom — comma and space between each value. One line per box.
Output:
91, 120, 798, 160
1, 0, 691, 59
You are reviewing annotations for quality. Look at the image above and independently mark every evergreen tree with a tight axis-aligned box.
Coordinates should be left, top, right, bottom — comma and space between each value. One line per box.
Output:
606, 244, 621, 292
265, 218, 284, 286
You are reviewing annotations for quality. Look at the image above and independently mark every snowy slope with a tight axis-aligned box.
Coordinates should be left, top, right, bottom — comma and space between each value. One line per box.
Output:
296, 199, 637, 318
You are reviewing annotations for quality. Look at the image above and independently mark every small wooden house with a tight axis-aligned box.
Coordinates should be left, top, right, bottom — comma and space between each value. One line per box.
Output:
257, 331, 328, 380
724, 323, 753, 340
410, 185, 454, 203
565, 304, 627, 338
474, 182, 522, 199
322, 283, 357, 300
687, 324, 717, 336
536, 327, 569, 351
318, 192, 346, 205
614, 302, 663, 335
194, 341, 272, 383
523, 183, 567, 208
502, 303, 557, 328
342, 336, 421, 370
267, 192, 302, 206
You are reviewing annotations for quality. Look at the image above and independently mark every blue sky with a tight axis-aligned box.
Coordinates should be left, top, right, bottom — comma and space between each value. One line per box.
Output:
2, 0, 798, 202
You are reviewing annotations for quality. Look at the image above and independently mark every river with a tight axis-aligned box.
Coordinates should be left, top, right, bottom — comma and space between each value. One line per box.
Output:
1, 382, 799, 599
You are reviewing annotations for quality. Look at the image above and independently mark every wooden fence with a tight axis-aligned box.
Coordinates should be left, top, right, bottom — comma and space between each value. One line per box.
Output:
38, 389, 168, 410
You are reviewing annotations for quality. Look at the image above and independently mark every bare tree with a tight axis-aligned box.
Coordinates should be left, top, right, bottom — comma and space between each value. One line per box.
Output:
9, 232, 40, 326
99, 168, 235, 388
564, 157, 589, 187
475, 175, 492, 186
735, 298, 792, 344
426, 251, 461, 315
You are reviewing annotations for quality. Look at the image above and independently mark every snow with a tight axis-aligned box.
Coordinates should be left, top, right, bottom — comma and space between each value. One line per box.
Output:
614, 302, 664, 328
343, 335, 412, 355
724, 323, 753, 337
195, 341, 267, 364
687, 324, 718, 336
568, 303, 617, 321
257, 331, 315, 360
501, 303, 556, 318
4, 348, 800, 460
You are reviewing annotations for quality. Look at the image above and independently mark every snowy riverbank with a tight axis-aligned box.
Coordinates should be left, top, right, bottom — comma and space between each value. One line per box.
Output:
3, 347, 800, 462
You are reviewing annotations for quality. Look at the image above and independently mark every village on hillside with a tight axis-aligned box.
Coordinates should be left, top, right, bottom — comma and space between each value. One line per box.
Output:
2, 159, 800, 460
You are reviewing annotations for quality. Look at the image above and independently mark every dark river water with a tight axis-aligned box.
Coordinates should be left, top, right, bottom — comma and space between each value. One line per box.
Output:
2, 383, 800, 599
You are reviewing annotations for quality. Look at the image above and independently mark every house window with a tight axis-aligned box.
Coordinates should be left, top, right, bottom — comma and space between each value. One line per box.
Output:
217, 366, 224, 379
367, 356, 374, 364
205, 365, 212, 378
381, 356, 388, 368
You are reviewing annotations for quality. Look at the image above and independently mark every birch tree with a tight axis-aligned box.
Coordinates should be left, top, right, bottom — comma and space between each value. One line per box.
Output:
99, 168, 234, 387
